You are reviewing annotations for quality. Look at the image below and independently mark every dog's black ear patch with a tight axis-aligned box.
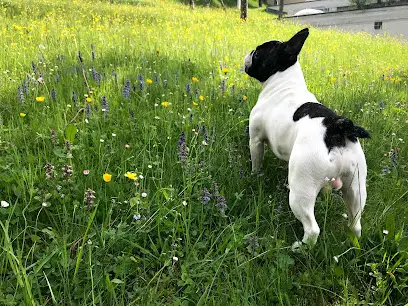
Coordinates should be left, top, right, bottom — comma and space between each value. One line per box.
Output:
293, 102, 336, 121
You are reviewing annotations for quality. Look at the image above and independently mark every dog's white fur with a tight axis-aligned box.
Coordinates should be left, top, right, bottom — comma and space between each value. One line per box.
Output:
247, 59, 367, 249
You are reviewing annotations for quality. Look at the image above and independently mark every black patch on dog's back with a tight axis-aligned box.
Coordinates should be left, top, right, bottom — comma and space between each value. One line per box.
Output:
293, 102, 370, 151
293, 102, 336, 121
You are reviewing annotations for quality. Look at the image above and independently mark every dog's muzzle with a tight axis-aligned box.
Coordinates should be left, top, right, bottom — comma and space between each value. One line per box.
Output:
244, 51, 254, 72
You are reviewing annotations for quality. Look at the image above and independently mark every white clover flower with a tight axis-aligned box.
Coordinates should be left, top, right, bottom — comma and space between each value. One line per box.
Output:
1, 200, 10, 208
383, 229, 389, 235
141, 192, 148, 198
182, 201, 188, 206
112, 133, 116, 137
172, 256, 179, 261
148, 165, 152, 169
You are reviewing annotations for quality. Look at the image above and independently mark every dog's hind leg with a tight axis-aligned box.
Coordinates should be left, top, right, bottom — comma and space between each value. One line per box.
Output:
249, 137, 264, 174
341, 161, 367, 238
289, 186, 321, 249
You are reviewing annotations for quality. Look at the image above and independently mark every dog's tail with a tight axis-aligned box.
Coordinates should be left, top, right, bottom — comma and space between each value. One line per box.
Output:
323, 116, 370, 150
334, 117, 370, 142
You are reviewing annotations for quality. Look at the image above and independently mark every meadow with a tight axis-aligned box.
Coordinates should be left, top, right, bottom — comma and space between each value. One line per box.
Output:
0, 0, 407, 304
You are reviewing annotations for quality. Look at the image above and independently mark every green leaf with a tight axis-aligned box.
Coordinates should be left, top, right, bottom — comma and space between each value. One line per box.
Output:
65, 124, 77, 144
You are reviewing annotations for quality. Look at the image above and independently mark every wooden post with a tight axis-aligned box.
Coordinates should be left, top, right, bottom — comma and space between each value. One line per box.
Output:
278, 0, 284, 19
241, 0, 248, 20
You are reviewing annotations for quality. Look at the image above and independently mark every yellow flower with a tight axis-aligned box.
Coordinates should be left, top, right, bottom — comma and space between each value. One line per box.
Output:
192, 101, 199, 106
103, 173, 112, 182
86, 97, 92, 103
191, 77, 199, 83
330, 77, 337, 84
146, 79, 153, 84
161, 101, 169, 107
124, 172, 137, 180
243, 95, 247, 101
199, 95, 204, 101
222, 68, 229, 74
19, 113, 26, 117
244, 74, 249, 79
36, 96, 45, 102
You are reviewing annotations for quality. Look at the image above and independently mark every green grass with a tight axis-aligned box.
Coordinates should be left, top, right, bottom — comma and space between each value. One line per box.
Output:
0, 0, 408, 304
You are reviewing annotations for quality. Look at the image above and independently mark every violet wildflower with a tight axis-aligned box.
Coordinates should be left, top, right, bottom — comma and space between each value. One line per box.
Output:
177, 132, 189, 163
91, 67, 102, 86
31, 61, 38, 74
201, 187, 212, 205
51, 88, 57, 101
62, 164, 73, 179
186, 83, 191, 95
138, 73, 144, 82
44, 163, 55, 180
84, 188, 96, 209
246, 236, 260, 256
122, 80, 131, 99
51, 129, 59, 146
78, 51, 84, 64
23, 80, 29, 96
220, 79, 226, 95
215, 195, 227, 217
55, 72, 60, 83
101, 96, 109, 119
86, 103, 92, 117
17, 86, 24, 104
91, 44, 95, 61
72, 92, 78, 108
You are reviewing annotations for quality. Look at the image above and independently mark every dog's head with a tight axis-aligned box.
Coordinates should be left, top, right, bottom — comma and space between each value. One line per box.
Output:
244, 28, 309, 82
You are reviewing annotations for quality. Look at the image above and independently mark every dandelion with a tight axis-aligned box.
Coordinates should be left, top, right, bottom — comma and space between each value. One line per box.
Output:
191, 77, 199, 82
1, 200, 10, 208
146, 79, 153, 84
199, 95, 204, 101
19, 113, 26, 117
36, 96, 45, 102
243, 95, 247, 101
44, 163, 55, 179
124, 172, 137, 180
222, 68, 229, 74
200, 187, 212, 205
103, 173, 112, 182
192, 101, 199, 106
161, 101, 170, 107
84, 188, 96, 208
141, 192, 148, 198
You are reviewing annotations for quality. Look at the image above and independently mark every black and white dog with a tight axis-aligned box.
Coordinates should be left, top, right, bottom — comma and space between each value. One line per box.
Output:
244, 28, 370, 250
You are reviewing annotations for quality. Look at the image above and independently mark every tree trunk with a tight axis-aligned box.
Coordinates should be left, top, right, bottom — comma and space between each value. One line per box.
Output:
189, 0, 195, 9
241, 0, 248, 20
237, 0, 241, 9
278, 0, 284, 19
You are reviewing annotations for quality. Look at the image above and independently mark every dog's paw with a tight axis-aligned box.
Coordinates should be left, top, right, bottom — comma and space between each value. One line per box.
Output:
291, 241, 306, 253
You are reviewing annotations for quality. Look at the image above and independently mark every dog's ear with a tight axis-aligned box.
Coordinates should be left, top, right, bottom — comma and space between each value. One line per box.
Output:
285, 28, 309, 57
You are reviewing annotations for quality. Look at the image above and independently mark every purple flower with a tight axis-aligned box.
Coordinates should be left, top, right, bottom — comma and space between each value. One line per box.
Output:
51, 88, 57, 101
201, 187, 212, 205
31, 61, 37, 74
177, 132, 189, 163
122, 79, 131, 99
17, 87, 24, 104
84, 188, 96, 209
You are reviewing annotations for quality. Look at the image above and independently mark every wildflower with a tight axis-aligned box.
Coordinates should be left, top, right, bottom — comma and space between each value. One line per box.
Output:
139, 175, 144, 179
133, 214, 141, 221
20, 113, 26, 117
199, 95, 204, 101
100, 139, 104, 143
83, 170, 90, 175
191, 77, 199, 82
101, 96, 109, 119
42, 202, 48, 207
161, 101, 170, 107
243, 95, 247, 101
222, 68, 229, 74
51, 88, 57, 101
200, 187, 212, 205
141, 192, 148, 198
172, 256, 179, 262
111, 133, 116, 137
86, 97, 92, 103
65, 140, 71, 152
146, 79, 153, 84
125, 144, 131, 149
91, 67, 102, 86
62, 164, 73, 179
220, 79, 226, 94
330, 76, 337, 84
122, 79, 131, 99
186, 83, 191, 94
31, 61, 38, 74
383, 229, 389, 235
182, 200, 188, 206
36, 96, 45, 102
84, 188, 96, 208
51, 129, 58, 146
124, 172, 137, 180
192, 101, 199, 106
1, 200, 10, 208
17, 86, 24, 104
246, 236, 260, 256
148, 165, 152, 169
177, 132, 189, 163
103, 173, 112, 182
44, 163, 55, 179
